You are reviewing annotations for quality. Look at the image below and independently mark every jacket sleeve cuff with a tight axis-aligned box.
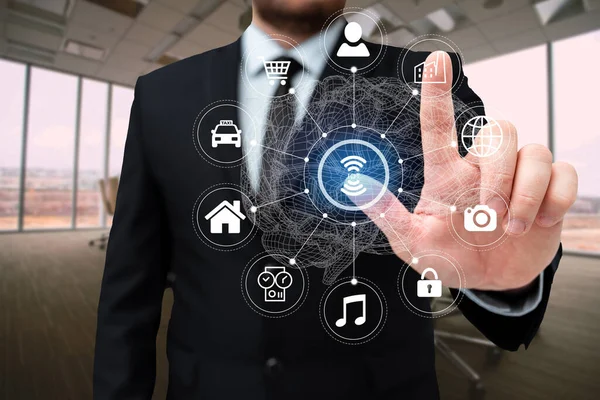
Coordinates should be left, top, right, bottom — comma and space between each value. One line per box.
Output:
460, 272, 544, 317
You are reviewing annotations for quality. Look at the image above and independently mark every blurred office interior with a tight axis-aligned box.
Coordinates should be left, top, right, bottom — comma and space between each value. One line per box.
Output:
0, 0, 599, 399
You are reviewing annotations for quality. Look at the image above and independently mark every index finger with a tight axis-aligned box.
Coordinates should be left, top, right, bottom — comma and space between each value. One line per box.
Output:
419, 51, 457, 168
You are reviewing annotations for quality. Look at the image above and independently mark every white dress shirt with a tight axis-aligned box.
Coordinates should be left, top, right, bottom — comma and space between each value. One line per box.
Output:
236, 22, 543, 317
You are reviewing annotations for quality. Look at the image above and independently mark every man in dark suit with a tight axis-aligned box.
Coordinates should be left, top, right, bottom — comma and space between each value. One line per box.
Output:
93, 1, 578, 399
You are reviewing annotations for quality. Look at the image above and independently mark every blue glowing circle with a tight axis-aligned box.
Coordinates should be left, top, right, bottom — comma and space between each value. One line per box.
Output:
317, 139, 390, 212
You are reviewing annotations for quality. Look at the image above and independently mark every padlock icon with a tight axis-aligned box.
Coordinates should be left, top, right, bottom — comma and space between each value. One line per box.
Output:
416, 268, 443, 298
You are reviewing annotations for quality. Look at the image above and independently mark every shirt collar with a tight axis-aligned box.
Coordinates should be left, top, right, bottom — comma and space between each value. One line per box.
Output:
241, 19, 345, 79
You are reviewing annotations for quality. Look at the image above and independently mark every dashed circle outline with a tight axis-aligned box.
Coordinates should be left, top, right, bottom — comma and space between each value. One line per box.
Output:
192, 100, 258, 167
319, 7, 388, 75
319, 277, 387, 345
447, 186, 512, 250
192, 184, 257, 251
397, 34, 465, 99
241, 252, 309, 318
397, 250, 465, 318
241, 34, 307, 99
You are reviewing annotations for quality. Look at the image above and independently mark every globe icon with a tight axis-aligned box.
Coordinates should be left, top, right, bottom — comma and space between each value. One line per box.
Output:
461, 116, 503, 158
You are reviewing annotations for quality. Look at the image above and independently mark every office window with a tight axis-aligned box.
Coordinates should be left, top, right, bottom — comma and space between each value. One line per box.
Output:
24, 67, 77, 229
76, 79, 108, 227
464, 45, 549, 148
109, 85, 134, 177
0, 60, 26, 231
553, 29, 600, 252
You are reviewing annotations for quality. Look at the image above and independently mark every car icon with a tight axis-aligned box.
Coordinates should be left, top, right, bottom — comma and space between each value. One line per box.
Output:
211, 120, 242, 148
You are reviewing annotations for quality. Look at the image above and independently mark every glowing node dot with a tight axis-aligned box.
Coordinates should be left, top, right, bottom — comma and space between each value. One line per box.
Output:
304, 188, 310, 194
322, 213, 328, 218
350, 66, 357, 73
398, 188, 404, 193
412, 257, 419, 264
322, 132, 327, 138
412, 89, 419, 96
288, 88, 296, 94
304, 157, 309, 162
351, 278, 358, 285
250, 139, 257, 146
351, 123, 357, 128
250, 206, 257, 213
380, 134, 386, 139
351, 221, 357, 227
380, 213, 385, 218
289, 258, 296, 265
450, 205, 457, 213
450, 141, 457, 147
398, 159, 404, 164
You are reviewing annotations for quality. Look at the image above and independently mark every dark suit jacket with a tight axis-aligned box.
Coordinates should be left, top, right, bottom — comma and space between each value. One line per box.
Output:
93, 32, 561, 400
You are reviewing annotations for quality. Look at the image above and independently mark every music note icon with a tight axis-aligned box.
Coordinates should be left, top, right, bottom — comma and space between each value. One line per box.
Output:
335, 294, 367, 327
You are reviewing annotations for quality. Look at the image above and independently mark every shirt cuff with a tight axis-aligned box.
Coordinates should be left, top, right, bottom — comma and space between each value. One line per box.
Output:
460, 272, 544, 317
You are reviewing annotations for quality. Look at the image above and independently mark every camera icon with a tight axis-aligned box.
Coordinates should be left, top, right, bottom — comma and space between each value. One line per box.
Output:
464, 205, 497, 232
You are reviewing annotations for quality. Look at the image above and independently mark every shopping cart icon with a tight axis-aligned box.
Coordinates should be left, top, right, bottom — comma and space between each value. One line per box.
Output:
258, 56, 291, 86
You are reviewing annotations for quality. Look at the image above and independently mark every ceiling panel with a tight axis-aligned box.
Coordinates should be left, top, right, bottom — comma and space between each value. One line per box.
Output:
96, 64, 139, 86
54, 52, 101, 76
186, 22, 238, 48
155, 0, 201, 14
169, 39, 207, 59
462, 43, 497, 63
144, 62, 164, 75
70, 0, 133, 37
444, 26, 487, 50
66, 23, 121, 50
203, 2, 245, 35
112, 39, 151, 59
5, 22, 63, 51
382, 0, 456, 22
126, 22, 168, 47
492, 28, 547, 54
543, 8, 600, 40
137, 1, 186, 32
457, 0, 531, 23
478, 7, 541, 41
104, 51, 150, 73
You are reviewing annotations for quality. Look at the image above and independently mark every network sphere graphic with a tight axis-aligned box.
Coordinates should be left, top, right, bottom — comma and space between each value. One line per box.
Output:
461, 116, 502, 158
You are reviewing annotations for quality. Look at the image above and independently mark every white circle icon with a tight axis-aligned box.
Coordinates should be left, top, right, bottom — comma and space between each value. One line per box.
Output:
461, 116, 503, 158
345, 22, 362, 43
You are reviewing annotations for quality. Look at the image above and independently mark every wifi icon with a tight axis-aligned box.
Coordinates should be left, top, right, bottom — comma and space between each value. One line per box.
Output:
340, 155, 367, 197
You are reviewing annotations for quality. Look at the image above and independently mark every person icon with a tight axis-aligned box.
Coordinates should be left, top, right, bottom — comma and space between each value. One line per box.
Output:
337, 22, 370, 58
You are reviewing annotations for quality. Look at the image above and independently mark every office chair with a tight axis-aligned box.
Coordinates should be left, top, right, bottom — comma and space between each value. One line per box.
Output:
433, 291, 503, 400
89, 176, 119, 250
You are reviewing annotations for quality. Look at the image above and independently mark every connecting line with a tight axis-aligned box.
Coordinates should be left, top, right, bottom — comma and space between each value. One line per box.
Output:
352, 72, 356, 124
383, 96, 413, 135
259, 143, 306, 160
293, 93, 325, 135
294, 217, 324, 261
352, 224, 356, 279
402, 144, 451, 162
256, 191, 306, 209
384, 217, 414, 259
402, 190, 450, 209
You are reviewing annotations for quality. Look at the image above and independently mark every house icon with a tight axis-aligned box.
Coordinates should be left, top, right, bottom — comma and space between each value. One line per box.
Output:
204, 200, 246, 234
414, 52, 446, 84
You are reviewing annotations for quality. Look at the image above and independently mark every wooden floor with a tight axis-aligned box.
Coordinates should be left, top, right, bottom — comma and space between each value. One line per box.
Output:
0, 231, 599, 399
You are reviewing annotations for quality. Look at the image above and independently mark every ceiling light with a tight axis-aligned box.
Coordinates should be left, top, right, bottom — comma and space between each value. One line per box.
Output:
534, 0, 584, 25
64, 39, 105, 60
426, 8, 456, 32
